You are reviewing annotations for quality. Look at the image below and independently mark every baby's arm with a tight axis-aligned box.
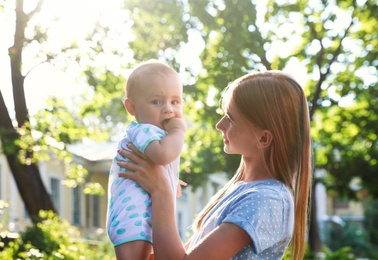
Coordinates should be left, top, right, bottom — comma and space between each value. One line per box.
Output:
144, 117, 186, 165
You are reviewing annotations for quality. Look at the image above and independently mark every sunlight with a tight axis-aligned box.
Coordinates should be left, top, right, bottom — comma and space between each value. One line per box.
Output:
20, 0, 126, 115
23, 63, 79, 115
1, 0, 369, 117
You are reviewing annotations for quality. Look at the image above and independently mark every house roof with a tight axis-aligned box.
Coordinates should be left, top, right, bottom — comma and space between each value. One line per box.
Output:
67, 142, 118, 162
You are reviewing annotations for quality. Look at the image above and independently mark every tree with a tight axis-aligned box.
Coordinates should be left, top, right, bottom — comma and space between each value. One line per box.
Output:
1, 0, 377, 256
0, 0, 190, 225
0, 0, 57, 224
0, 0, 111, 224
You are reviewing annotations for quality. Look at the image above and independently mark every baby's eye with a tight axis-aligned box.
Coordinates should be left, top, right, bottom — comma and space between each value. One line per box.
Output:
152, 100, 161, 105
171, 100, 180, 105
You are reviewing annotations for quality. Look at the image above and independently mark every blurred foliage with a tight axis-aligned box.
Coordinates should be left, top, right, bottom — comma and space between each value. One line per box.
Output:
0, 0, 377, 255
0, 200, 10, 235
163, 0, 378, 193
2, 0, 376, 195
322, 221, 371, 257
316, 247, 356, 260
313, 85, 378, 198
284, 244, 357, 260
364, 198, 378, 253
62, 164, 104, 195
0, 210, 114, 260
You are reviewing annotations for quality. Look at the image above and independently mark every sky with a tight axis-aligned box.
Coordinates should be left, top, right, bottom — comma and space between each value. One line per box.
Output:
0, 0, 96, 117
0, 0, 207, 118
1, 0, 369, 119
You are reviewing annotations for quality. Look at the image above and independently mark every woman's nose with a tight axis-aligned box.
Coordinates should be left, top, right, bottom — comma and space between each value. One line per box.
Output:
216, 117, 224, 130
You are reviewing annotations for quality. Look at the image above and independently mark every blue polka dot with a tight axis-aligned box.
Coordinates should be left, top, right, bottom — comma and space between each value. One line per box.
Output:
140, 231, 146, 237
143, 128, 149, 134
126, 205, 136, 211
134, 220, 142, 226
142, 190, 148, 195
111, 214, 118, 221
111, 220, 120, 227
122, 197, 131, 203
143, 212, 150, 218
119, 189, 126, 196
144, 201, 152, 207
116, 228, 126, 235
129, 213, 139, 219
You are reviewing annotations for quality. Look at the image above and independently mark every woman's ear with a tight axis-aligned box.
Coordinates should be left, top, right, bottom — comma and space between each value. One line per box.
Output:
258, 130, 273, 148
124, 98, 136, 116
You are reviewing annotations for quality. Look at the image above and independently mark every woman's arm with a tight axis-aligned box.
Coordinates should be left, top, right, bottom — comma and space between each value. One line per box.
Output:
117, 147, 251, 260
184, 223, 251, 260
117, 147, 186, 259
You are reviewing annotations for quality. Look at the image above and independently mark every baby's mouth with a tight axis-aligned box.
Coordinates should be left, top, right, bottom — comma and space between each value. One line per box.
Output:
160, 118, 172, 127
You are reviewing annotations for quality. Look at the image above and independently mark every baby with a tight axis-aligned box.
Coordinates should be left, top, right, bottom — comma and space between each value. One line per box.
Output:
106, 60, 186, 260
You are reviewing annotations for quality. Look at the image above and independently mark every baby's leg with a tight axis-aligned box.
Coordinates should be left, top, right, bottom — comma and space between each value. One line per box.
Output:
115, 240, 153, 260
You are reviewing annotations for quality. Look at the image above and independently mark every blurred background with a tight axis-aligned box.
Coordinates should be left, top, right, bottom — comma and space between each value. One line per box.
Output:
0, 0, 377, 259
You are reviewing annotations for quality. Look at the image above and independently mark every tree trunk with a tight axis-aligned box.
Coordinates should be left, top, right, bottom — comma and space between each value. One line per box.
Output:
308, 179, 322, 253
0, 0, 56, 225
0, 91, 56, 224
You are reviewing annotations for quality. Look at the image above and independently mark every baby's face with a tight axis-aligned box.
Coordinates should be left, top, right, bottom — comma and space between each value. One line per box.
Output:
131, 75, 183, 129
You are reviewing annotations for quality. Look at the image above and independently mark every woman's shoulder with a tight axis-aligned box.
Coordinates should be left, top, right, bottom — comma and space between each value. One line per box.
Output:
235, 178, 292, 200
237, 178, 283, 189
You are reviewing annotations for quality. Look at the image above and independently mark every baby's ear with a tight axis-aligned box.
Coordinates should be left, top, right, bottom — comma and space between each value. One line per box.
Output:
124, 98, 136, 116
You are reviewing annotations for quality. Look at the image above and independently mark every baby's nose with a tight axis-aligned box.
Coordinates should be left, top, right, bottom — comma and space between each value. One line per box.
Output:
164, 103, 174, 112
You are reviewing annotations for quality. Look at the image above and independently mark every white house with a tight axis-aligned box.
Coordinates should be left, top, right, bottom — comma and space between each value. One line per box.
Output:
0, 142, 365, 244
0, 142, 229, 242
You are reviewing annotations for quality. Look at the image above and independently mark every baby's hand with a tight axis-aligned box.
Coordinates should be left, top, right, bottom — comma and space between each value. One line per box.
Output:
176, 180, 188, 198
161, 117, 187, 133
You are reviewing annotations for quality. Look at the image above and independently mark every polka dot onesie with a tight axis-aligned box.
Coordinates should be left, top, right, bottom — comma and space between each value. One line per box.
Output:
188, 179, 294, 259
106, 121, 179, 246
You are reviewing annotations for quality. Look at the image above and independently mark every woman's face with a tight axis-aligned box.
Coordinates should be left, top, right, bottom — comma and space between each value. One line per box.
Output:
216, 99, 264, 157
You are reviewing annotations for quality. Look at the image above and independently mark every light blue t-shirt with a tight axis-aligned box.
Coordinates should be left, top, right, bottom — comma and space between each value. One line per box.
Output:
188, 179, 294, 259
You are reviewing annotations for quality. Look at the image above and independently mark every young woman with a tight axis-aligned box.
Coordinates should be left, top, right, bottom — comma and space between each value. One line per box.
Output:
117, 70, 312, 260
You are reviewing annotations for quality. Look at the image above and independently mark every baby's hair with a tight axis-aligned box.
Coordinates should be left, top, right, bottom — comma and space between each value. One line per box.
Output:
124, 59, 180, 101
193, 71, 312, 260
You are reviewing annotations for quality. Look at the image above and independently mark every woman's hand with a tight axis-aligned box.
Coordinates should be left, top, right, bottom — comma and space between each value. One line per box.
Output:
117, 143, 172, 196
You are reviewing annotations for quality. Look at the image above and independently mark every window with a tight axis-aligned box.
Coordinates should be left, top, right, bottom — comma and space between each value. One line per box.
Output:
0, 164, 2, 200
211, 182, 220, 195
50, 177, 60, 213
92, 195, 100, 227
196, 188, 203, 213
23, 202, 29, 219
73, 186, 81, 226
333, 196, 349, 209
180, 188, 188, 201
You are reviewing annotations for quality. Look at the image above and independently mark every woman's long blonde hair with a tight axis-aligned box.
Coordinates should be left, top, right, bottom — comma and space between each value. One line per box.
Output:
192, 71, 312, 259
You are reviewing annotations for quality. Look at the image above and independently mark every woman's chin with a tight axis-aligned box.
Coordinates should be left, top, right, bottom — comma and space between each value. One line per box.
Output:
223, 146, 233, 154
